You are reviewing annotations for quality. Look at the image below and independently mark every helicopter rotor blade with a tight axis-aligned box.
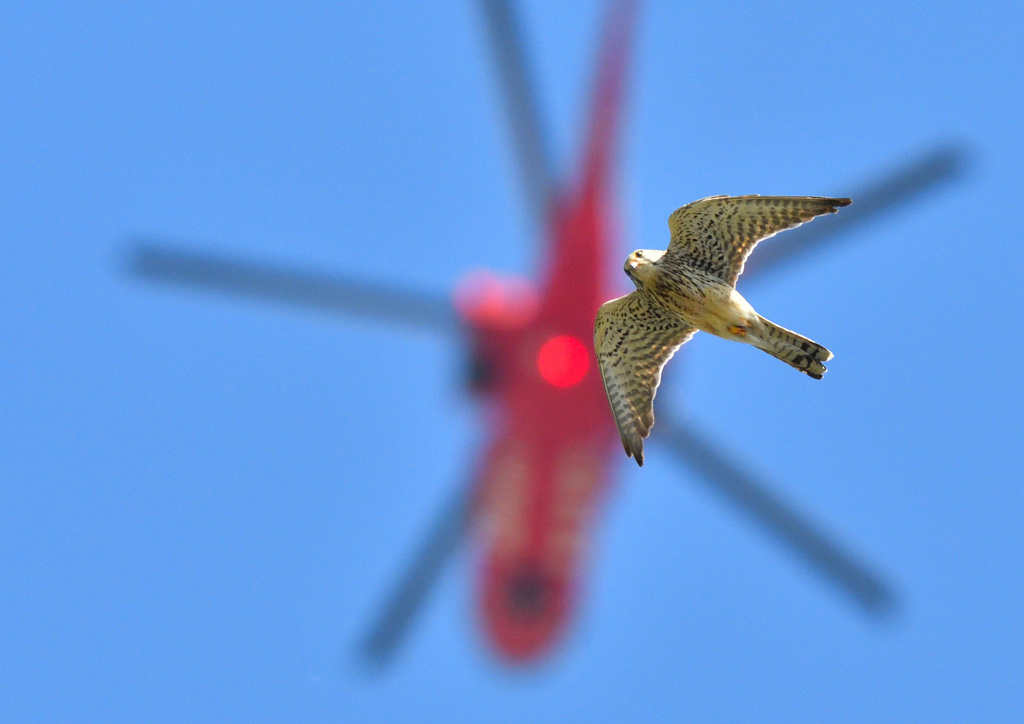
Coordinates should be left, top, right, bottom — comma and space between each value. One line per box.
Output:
360, 482, 475, 667
655, 409, 896, 614
477, 0, 558, 228
744, 143, 969, 280
578, 0, 638, 190
126, 241, 459, 332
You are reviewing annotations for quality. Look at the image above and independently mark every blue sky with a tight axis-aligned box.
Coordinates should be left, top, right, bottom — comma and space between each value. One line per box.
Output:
3, 1, 1024, 721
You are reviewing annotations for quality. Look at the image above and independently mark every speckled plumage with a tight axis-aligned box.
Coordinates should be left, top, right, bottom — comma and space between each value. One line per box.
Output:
595, 195, 850, 466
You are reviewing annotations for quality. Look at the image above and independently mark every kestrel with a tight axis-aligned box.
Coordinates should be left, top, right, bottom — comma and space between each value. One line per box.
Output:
594, 195, 850, 466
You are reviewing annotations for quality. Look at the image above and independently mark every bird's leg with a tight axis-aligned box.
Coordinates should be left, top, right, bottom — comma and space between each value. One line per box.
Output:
728, 325, 748, 337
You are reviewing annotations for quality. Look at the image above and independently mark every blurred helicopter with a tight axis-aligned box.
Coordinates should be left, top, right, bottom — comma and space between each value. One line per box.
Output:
127, 0, 966, 664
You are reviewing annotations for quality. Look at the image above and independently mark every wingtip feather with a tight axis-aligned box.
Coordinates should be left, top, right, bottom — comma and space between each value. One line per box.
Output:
622, 437, 644, 466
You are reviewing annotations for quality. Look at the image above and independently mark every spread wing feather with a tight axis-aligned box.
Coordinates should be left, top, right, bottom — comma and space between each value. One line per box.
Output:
666, 195, 851, 285
594, 292, 696, 466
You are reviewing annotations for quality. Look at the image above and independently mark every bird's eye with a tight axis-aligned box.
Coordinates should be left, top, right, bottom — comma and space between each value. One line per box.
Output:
636, 250, 643, 258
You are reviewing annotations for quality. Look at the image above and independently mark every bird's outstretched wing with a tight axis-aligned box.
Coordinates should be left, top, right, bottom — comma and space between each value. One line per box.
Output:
666, 195, 851, 285
594, 291, 696, 466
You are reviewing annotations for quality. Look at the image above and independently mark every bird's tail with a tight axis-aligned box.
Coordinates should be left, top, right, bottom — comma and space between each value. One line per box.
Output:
755, 316, 833, 379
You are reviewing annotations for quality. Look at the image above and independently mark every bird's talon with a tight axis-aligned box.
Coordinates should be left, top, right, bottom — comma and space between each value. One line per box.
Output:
728, 325, 748, 337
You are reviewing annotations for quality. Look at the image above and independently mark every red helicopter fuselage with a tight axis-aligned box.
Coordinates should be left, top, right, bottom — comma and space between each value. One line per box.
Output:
456, 2, 633, 660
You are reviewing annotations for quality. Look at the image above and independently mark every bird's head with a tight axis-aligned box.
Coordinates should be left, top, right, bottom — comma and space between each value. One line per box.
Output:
624, 248, 664, 290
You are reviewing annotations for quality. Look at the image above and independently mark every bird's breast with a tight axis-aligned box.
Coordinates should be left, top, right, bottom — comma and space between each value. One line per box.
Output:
645, 263, 717, 323
648, 268, 753, 338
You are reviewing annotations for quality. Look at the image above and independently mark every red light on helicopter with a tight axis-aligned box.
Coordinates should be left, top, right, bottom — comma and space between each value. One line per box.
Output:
537, 335, 589, 388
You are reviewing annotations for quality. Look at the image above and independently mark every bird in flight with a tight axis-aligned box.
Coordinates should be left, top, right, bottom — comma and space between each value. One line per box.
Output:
594, 194, 851, 466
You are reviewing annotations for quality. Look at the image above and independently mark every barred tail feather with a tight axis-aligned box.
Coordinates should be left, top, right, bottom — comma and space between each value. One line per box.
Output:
756, 316, 833, 379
